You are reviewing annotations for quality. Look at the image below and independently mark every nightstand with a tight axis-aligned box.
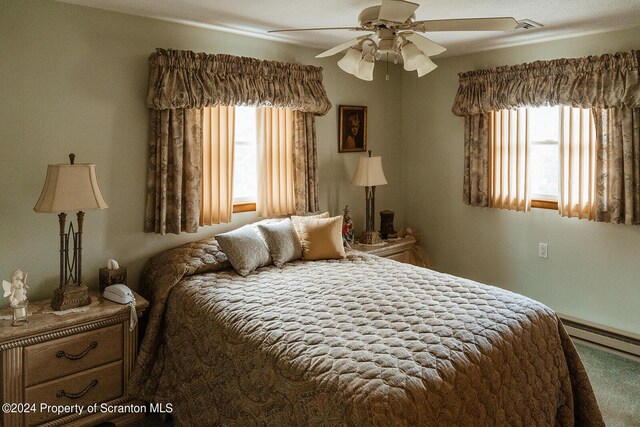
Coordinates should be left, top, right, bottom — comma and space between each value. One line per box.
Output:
0, 290, 148, 427
351, 235, 431, 268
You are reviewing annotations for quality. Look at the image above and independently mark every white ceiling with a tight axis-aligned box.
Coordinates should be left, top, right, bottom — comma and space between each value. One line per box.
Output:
58, 0, 640, 57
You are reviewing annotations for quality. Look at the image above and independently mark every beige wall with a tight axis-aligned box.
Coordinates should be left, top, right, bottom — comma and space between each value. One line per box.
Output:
402, 27, 640, 334
0, 0, 404, 304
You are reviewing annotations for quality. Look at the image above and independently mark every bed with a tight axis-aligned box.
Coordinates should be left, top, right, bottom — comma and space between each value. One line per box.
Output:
128, 237, 604, 426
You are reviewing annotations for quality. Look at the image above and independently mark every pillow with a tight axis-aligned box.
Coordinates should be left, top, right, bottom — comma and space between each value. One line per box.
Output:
215, 225, 272, 276
297, 215, 346, 261
290, 212, 330, 237
257, 219, 302, 267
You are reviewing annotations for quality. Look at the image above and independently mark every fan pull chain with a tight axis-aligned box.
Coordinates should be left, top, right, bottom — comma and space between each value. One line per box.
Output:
386, 53, 390, 80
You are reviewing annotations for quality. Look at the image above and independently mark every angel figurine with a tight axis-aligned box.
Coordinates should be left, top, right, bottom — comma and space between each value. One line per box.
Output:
3, 269, 29, 308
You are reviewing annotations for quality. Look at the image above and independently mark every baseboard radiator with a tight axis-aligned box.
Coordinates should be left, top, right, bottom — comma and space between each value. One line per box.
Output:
559, 314, 640, 360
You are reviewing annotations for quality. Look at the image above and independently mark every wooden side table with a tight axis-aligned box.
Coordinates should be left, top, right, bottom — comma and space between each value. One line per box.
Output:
0, 290, 148, 427
351, 236, 431, 268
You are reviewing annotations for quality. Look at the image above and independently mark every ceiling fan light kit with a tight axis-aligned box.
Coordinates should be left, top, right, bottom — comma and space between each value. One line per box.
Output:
268, 0, 521, 81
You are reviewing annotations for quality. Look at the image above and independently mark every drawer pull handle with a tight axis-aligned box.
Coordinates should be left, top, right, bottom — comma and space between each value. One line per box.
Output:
56, 379, 98, 399
56, 341, 98, 360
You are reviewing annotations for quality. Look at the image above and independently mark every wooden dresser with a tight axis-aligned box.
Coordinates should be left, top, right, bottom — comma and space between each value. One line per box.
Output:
351, 236, 431, 268
0, 291, 148, 427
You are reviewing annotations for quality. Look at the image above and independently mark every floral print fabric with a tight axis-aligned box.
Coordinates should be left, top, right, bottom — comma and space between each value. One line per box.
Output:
144, 108, 202, 234
147, 49, 332, 116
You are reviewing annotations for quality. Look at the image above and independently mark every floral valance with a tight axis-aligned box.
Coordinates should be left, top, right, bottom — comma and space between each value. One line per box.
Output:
146, 49, 332, 116
452, 50, 640, 116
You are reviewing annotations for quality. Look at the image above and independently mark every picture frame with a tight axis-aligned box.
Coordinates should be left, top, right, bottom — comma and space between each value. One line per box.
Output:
338, 105, 367, 153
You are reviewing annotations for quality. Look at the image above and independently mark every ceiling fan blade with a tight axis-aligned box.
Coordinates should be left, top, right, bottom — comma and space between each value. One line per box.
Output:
412, 17, 518, 32
378, 0, 419, 23
405, 33, 447, 56
268, 27, 365, 33
315, 36, 367, 58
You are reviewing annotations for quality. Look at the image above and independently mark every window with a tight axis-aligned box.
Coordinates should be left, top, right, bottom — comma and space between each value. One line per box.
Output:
233, 106, 257, 212
489, 105, 595, 212
201, 105, 296, 223
529, 106, 561, 208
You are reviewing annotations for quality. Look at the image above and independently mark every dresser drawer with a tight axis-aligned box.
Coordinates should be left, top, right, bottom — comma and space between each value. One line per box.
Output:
25, 360, 123, 426
24, 323, 123, 387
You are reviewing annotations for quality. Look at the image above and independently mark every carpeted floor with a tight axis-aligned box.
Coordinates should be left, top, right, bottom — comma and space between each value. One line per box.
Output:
575, 341, 640, 426
119, 341, 640, 426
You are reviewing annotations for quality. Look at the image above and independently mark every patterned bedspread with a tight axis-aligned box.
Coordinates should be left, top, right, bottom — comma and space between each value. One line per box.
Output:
128, 238, 603, 426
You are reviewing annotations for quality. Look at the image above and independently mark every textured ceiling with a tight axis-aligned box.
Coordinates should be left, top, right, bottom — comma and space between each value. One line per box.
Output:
57, 0, 640, 57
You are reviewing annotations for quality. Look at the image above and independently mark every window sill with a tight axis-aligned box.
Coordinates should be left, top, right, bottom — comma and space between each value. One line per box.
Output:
531, 199, 558, 210
233, 202, 256, 213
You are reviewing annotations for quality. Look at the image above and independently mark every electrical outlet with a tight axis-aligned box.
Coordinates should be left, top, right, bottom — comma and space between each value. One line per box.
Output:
538, 243, 548, 258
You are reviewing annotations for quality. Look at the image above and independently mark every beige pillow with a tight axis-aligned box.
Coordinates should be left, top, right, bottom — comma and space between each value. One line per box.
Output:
290, 212, 330, 237
257, 219, 302, 267
215, 225, 272, 276
297, 215, 346, 261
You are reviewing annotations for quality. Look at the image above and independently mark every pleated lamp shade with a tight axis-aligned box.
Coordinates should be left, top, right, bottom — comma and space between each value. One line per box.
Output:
350, 156, 388, 187
34, 164, 108, 213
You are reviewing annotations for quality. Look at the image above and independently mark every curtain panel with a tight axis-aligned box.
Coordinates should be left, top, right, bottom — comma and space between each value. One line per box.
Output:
144, 108, 202, 234
489, 109, 530, 211
559, 107, 597, 220
594, 107, 640, 225
201, 106, 235, 225
452, 50, 640, 116
257, 108, 295, 217
147, 49, 332, 116
463, 114, 490, 207
293, 111, 320, 215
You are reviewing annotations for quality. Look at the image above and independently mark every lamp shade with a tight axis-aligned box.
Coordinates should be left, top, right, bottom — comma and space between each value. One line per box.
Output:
350, 156, 388, 187
401, 42, 425, 72
416, 55, 438, 77
338, 48, 363, 75
34, 163, 108, 213
355, 54, 375, 81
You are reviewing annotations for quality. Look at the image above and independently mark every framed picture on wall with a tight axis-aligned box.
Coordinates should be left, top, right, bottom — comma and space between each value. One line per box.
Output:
338, 105, 367, 153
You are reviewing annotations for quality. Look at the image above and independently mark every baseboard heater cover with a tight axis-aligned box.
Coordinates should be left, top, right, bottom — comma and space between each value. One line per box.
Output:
559, 314, 640, 359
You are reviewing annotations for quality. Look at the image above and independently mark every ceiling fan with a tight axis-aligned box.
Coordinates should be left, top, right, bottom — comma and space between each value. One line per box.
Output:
268, 0, 519, 80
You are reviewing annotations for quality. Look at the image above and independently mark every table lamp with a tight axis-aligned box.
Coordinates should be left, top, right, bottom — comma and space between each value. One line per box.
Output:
350, 150, 387, 244
34, 154, 108, 310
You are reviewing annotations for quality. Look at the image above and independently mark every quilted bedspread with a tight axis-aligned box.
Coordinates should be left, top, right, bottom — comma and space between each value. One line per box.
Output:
128, 238, 603, 426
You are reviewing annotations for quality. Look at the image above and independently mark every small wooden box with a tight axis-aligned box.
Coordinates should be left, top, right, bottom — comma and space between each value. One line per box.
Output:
99, 267, 127, 292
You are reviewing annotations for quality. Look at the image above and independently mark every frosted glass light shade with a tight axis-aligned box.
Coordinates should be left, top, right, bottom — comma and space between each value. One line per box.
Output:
401, 43, 426, 71
34, 164, 108, 213
355, 54, 375, 81
338, 48, 363, 75
416, 55, 438, 77
350, 156, 388, 187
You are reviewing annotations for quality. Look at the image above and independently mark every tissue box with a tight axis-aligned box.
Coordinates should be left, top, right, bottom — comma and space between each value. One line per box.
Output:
99, 267, 127, 292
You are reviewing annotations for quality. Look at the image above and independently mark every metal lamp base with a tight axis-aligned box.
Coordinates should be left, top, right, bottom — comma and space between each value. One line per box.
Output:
360, 230, 382, 245
51, 284, 91, 311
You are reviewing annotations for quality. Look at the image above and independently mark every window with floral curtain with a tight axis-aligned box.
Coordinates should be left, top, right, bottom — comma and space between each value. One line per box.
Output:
454, 49, 640, 225
144, 49, 331, 234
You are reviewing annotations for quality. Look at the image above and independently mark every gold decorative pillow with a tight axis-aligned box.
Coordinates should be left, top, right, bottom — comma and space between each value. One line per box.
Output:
296, 215, 346, 261
290, 212, 330, 237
